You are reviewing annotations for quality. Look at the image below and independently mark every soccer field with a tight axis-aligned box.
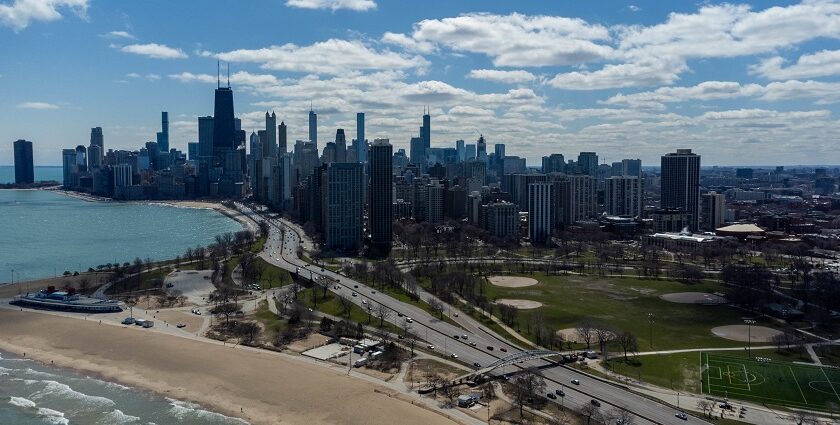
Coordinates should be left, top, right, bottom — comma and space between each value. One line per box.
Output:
701, 352, 840, 411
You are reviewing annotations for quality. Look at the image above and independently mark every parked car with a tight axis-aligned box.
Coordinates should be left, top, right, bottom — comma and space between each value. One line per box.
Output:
121, 317, 135, 325
176, 323, 186, 328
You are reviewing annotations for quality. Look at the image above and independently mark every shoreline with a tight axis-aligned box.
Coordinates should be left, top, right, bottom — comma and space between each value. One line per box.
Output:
0, 309, 456, 425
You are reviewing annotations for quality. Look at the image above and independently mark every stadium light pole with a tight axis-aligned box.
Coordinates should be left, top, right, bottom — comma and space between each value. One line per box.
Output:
648, 313, 655, 348
744, 319, 756, 358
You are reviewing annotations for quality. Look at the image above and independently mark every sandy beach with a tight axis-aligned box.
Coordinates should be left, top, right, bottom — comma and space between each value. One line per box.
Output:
0, 310, 456, 425
0, 272, 111, 298
168, 200, 258, 233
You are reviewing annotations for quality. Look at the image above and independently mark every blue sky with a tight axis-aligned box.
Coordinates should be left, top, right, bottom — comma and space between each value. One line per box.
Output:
1, 0, 839, 166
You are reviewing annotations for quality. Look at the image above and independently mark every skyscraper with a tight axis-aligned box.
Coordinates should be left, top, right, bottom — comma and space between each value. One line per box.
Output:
577, 152, 598, 176
409, 137, 424, 167
278, 121, 287, 155
89, 127, 104, 164
213, 84, 236, 155
528, 182, 554, 244
604, 176, 642, 217
13, 139, 34, 184
321, 162, 363, 251
156, 112, 169, 152
421, 109, 430, 152
701, 191, 726, 231
308, 107, 317, 148
264, 111, 277, 158
369, 139, 393, 255
476, 135, 487, 162
661, 149, 701, 231
198, 116, 214, 158
62, 149, 76, 188
456, 140, 465, 162
334, 129, 347, 163
356, 112, 365, 163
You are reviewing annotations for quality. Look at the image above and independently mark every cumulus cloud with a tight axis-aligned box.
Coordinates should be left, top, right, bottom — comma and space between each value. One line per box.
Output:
120, 43, 188, 59
17, 101, 59, 109
548, 58, 686, 90
213, 39, 428, 75
381, 32, 435, 53
750, 50, 840, 80
0, 0, 87, 31
285, 0, 375, 11
467, 69, 536, 84
393, 13, 613, 67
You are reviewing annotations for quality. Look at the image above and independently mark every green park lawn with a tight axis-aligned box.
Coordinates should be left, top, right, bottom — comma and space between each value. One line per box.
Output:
481, 273, 780, 351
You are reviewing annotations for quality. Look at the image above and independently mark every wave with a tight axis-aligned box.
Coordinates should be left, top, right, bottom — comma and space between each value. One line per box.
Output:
84, 375, 132, 391
167, 398, 249, 424
8, 396, 69, 425
22, 367, 60, 379
100, 409, 141, 424
32, 380, 117, 408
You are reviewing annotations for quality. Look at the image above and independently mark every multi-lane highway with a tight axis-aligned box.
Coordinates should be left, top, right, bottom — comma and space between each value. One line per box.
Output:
241, 204, 708, 424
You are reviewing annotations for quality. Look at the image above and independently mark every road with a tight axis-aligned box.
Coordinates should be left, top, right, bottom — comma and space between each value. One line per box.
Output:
241, 204, 710, 425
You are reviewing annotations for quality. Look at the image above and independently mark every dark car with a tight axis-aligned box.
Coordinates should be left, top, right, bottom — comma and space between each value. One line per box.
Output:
546, 392, 557, 400
486, 346, 494, 351
555, 389, 565, 397
590, 399, 600, 407
473, 362, 481, 368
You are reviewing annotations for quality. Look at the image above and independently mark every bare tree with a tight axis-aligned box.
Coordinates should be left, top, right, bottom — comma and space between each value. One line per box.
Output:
338, 295, 354, 318
375, 302, 392, 328
617, 331, 638, 361
576, 319, 595, 350
607, 407, 635, 425
696, 400, 711, 417
594, 326, 615, 360
511, 367, 546, 420
440, 383, 461, 407
580, 402, 601, 425
427, 297, 445, 319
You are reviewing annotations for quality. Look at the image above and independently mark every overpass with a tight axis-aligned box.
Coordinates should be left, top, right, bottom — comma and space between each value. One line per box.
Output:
456, 350, 565, 381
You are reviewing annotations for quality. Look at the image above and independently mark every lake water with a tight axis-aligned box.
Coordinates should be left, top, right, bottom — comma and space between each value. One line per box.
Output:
0, 190, 244, 282
0, 166, 63, 184
0, 350, 248, 424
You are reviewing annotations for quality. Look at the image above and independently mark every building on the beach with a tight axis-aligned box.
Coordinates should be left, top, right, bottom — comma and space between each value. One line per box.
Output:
12, 288, 122, 313
13, 139, 34, 184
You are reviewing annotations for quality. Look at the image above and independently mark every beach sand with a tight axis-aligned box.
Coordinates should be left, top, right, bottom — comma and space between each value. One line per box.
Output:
0, 272, 111, 298
170, 200, 258, 233
0, 310, 456, 425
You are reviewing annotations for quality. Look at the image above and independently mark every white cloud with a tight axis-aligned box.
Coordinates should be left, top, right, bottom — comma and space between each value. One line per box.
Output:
381, 32, 435, 54
126, 72, 161, 80
168, 71, 281, 89
397, 13, 613, 67
17, 101, 59, 109
548, 57, 686, 90
604, 79, 840, 108
104, 30, 134, 39
214, 39, 427, 75
285, 0, 375, 12
627, 5, 641, 12
750, 50, 840, 80
467, 69, 536, 84
0, 0, 87, 31
120, 43, 188, 59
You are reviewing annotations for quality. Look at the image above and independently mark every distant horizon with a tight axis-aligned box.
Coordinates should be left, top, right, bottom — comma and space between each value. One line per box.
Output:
3, 163, 840, 170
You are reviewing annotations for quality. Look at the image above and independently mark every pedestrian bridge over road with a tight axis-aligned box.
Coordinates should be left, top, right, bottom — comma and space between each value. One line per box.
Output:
455, 350, 564, 382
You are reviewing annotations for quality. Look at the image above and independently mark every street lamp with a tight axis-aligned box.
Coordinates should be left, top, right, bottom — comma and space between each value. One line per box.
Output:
648, 313, 656, 349
744, 319, 756, 357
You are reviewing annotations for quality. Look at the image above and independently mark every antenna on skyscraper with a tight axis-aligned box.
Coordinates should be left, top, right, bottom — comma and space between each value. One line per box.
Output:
310, 100, 313, 112
226, 62, 230, 88
217, 60, 220, 88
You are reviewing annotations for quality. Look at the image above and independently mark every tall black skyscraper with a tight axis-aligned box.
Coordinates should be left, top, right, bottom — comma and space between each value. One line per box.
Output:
369, 139, 393, 255
13, 139, 34, 184
278, 121, 287, 154
156, 112, 169, 152
213, 69, 236, 158
421, 108, 430, 151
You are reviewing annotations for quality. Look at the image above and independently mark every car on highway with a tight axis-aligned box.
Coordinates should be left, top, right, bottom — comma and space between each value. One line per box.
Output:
397, 313, 403, 317
546, 392, 557, 400
571, 379, 580, 385
177, 323, 186, 328
469, 342, 477, 347
675, 412, 688, 420
354, 284, 358, 288
473, 362, 481, 368
461, 334, 468, 339
555, 389, 565, 397
499, 347, 507, 352
405, 318, 413, 323
453, 335, 459, 339
361, 299, 367, 304
352, 292, 357, 297
427, 345, 435, 349
486, 346, 494, 350
590, 399, 600, 407
450, 354, 458, 358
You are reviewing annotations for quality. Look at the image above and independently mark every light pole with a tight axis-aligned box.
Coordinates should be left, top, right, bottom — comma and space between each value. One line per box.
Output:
648, 313, 655, 349
744, 319, 756, 358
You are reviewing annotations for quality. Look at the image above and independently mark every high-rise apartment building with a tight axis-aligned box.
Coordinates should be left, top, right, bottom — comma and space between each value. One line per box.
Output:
264, 111, 277, 158
409, 137, 424, 167
198, 116, 214, 158
481, 202, 519, 238
542, 153, 565, 174
661, 149, 701, 231
604, 176, 642, 217
62, 149, 76, 188
89, 127, 104, 164
701, 191, 726, 231
369, 139, 393, 254
456, 140, 465, 162
278, 121, 287, 155
577, 152, 598, 176
321, 162, 363, 251
334, 129, 347, 163
528, 181, 555, 243
13, 139, 34, 184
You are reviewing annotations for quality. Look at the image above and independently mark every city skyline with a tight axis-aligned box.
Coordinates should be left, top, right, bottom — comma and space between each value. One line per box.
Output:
2, 0, 840, 166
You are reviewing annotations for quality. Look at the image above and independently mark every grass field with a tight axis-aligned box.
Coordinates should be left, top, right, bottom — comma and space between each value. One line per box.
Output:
481, 273, 774, 350
702, 352, 840, 411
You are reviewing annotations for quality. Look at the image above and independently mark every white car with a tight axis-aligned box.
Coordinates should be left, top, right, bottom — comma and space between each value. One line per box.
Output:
362, 299, 367, 304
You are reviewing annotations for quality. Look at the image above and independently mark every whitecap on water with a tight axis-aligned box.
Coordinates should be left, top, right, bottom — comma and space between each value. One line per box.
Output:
167, 398, 249, 424
32, 380, 117, 408
8, 396, 70, 425
99, 408, 141, 424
